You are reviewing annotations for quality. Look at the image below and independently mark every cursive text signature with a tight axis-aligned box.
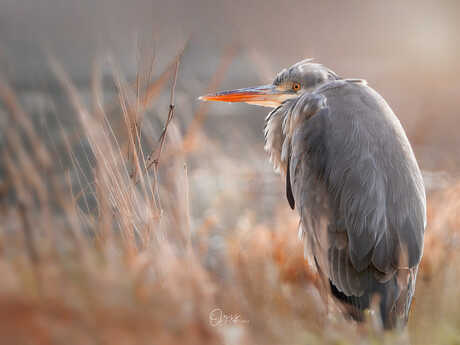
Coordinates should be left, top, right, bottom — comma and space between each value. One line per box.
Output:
209, 308, 249, 327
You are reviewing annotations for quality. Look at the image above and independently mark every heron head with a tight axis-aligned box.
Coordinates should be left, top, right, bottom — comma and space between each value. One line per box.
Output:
199, 59, 339, 108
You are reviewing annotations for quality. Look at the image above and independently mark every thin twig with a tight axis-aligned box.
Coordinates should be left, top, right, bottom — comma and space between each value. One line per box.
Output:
152, 163, 162, 214
183, 162, 192, 256
143, 55, 181, 174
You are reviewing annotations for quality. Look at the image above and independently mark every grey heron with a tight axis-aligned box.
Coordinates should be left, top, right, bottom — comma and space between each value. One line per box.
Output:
200, 59, 426, 329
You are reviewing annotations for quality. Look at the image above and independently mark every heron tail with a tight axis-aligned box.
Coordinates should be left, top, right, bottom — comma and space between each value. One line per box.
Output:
329, 266, 418, 329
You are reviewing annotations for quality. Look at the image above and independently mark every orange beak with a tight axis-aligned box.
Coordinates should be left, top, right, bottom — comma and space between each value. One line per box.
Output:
199, 85, 293, 108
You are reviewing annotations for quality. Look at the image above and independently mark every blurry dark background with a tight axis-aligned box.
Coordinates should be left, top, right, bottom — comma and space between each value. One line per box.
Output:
1, 0, 459, 227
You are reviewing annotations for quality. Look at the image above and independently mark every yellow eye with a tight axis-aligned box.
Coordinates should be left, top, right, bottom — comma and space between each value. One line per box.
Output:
292, 82, 301, 91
